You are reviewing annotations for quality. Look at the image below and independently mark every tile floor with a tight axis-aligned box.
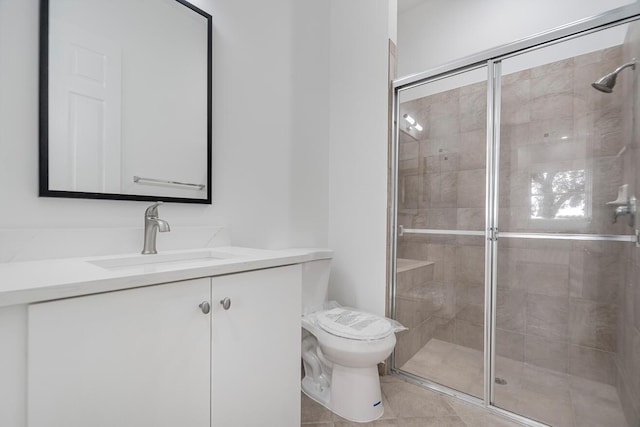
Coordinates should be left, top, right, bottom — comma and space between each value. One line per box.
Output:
400, 339, 628, 427
301, 374, 525, 427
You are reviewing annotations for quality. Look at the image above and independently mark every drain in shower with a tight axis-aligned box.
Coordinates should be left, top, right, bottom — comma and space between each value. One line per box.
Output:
495, 377, 507, 385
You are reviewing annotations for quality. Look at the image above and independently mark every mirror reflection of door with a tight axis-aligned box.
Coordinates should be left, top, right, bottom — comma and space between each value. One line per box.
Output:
49, 21, 122, 193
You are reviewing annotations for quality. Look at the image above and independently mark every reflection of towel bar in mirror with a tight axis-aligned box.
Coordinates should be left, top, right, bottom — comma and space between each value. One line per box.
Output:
133, 176, 206, 190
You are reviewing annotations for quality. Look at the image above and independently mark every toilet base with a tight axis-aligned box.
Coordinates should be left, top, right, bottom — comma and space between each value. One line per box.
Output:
302, 364, 384, 423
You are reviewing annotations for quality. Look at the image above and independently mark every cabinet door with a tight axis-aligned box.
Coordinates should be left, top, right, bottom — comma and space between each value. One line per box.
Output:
28, 278, 211, 427
212, 265, 301, 427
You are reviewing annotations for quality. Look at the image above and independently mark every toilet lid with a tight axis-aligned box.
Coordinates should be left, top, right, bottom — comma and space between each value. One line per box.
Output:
316, 308, 393, 340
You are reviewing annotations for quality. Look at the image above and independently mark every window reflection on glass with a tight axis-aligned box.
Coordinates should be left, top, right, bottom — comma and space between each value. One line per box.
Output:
530, 170, 586, 219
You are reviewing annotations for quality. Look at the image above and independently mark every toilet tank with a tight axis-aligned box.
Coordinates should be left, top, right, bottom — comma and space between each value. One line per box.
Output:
301, 259, 332, 314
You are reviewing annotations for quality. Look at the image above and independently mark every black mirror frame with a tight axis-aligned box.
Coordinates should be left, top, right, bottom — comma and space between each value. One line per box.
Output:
38, 0, 213, 204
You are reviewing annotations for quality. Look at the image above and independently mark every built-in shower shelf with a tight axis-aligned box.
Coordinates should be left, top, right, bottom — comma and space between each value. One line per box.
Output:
397, 258, 434, 273
396, 258, 435, 297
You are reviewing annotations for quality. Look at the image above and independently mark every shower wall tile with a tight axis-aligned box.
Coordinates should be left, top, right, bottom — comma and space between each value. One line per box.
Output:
456, 208, 484, 230
399, 173, 420, 210
516, 262, 569, 297
395, 296, 423, 328
397, 240, 427, 261
526, 294, 569, 341
458, 130, 485, 170
568, 345, 616, 385
635, 271, 640, 331
430, 114, 460, 138
456, 169, 485, 208
424, 154, 441, 174
454, 318, 484, 351
628, 327, 640, 395
397, 213, 415, 230
399, 140, 419, 161
530, 93, 574, 121
502, 69, 531, 85
568, 300, 617, 352
430, 89, 459, 115
422, 243, 444, 281
429, 172, 458, 208
399, 158, 419, 173
455, 281, 483, 327
440, 153, 460, 173
530, 57, 574, 79
515, 246, 571, 265
454, 245, 484, 285
395, 327, 422, 367
524, 335, 568, 373
395, 262, 434, 294
496, 289, 526, 333
501, 79, 531, 125
496, 329, 524, 361
441, 244, 457, 283
415, 208, 458, 229
618, 367, 640, 427
439, 282, 457, 320
530, 69, 573, 99
569, 249, 620, 303
433, 317, 455, 342
459, 87, 486, 133
527, 116, 574, 142
420, 136, 461, 159
454, 301, 483, 326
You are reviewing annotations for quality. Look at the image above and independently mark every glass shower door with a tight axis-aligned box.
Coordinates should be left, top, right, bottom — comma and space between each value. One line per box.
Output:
393, 66, 488, 399
493, 23, 634, 427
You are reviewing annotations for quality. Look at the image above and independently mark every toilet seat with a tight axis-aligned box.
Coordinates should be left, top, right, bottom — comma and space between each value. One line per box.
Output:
315, 308, 393, 340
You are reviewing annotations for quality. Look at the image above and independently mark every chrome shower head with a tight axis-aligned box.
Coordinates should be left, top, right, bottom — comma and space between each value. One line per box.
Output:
592, 73, 617, 93
592, 59, 637, 93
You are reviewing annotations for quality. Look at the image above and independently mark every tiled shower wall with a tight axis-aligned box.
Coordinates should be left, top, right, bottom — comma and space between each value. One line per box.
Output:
395, 77, 487, 368
496, 45, 626, 386
618, 21, 640, 427
395, 46, 631, 391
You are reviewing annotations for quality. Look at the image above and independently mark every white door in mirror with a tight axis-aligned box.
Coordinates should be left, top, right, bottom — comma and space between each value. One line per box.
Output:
48, 22, 122, 193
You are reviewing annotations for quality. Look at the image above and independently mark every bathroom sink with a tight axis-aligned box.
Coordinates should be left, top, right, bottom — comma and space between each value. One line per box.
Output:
88, 249, 238, 272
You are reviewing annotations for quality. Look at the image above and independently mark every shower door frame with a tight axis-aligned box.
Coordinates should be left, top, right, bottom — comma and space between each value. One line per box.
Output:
389, 3, 640, 426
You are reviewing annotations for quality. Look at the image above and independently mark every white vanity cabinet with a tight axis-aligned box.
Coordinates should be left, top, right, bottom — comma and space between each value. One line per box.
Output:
28, 278, 212, 427
26, 264, 302, 427
211, 264, 301, 427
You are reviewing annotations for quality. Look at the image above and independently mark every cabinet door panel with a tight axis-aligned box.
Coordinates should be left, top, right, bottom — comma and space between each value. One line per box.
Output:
212, 265, 301, 427
28, 278, 211, 427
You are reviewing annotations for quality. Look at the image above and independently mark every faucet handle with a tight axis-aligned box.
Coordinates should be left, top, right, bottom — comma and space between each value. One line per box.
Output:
144, 201, 163, 218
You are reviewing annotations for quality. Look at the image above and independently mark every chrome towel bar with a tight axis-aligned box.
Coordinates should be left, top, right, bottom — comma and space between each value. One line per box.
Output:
133, 176, 205, 190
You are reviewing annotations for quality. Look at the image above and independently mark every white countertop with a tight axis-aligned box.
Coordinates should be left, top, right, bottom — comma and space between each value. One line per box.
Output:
0, 246, 332, 307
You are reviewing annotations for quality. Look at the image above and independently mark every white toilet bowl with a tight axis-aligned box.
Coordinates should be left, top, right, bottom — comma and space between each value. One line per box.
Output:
300, 257, 399, 423
300, 305, 397, 423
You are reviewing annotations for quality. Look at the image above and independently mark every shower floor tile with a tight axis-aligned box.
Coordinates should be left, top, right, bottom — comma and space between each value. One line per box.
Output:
398, 339, 628, 427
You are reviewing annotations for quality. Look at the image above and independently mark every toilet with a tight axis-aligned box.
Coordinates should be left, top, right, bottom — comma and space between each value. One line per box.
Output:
301, 258, 398, 423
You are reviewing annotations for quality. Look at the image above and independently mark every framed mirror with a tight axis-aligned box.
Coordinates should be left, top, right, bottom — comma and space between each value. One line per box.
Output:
39, 0, 212, 204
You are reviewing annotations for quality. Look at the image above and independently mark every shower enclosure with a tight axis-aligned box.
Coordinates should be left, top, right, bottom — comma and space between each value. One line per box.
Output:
390, 8, 640, 427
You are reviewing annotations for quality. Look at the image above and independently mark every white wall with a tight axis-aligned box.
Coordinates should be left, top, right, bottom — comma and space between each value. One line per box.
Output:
0, 0, 330, 255
1, 0, 394, 317
397, 0, 635, 77
328, 0, 394, 316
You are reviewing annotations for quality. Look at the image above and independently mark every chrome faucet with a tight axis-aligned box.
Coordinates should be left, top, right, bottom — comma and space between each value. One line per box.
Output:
142, 202, 171, 254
